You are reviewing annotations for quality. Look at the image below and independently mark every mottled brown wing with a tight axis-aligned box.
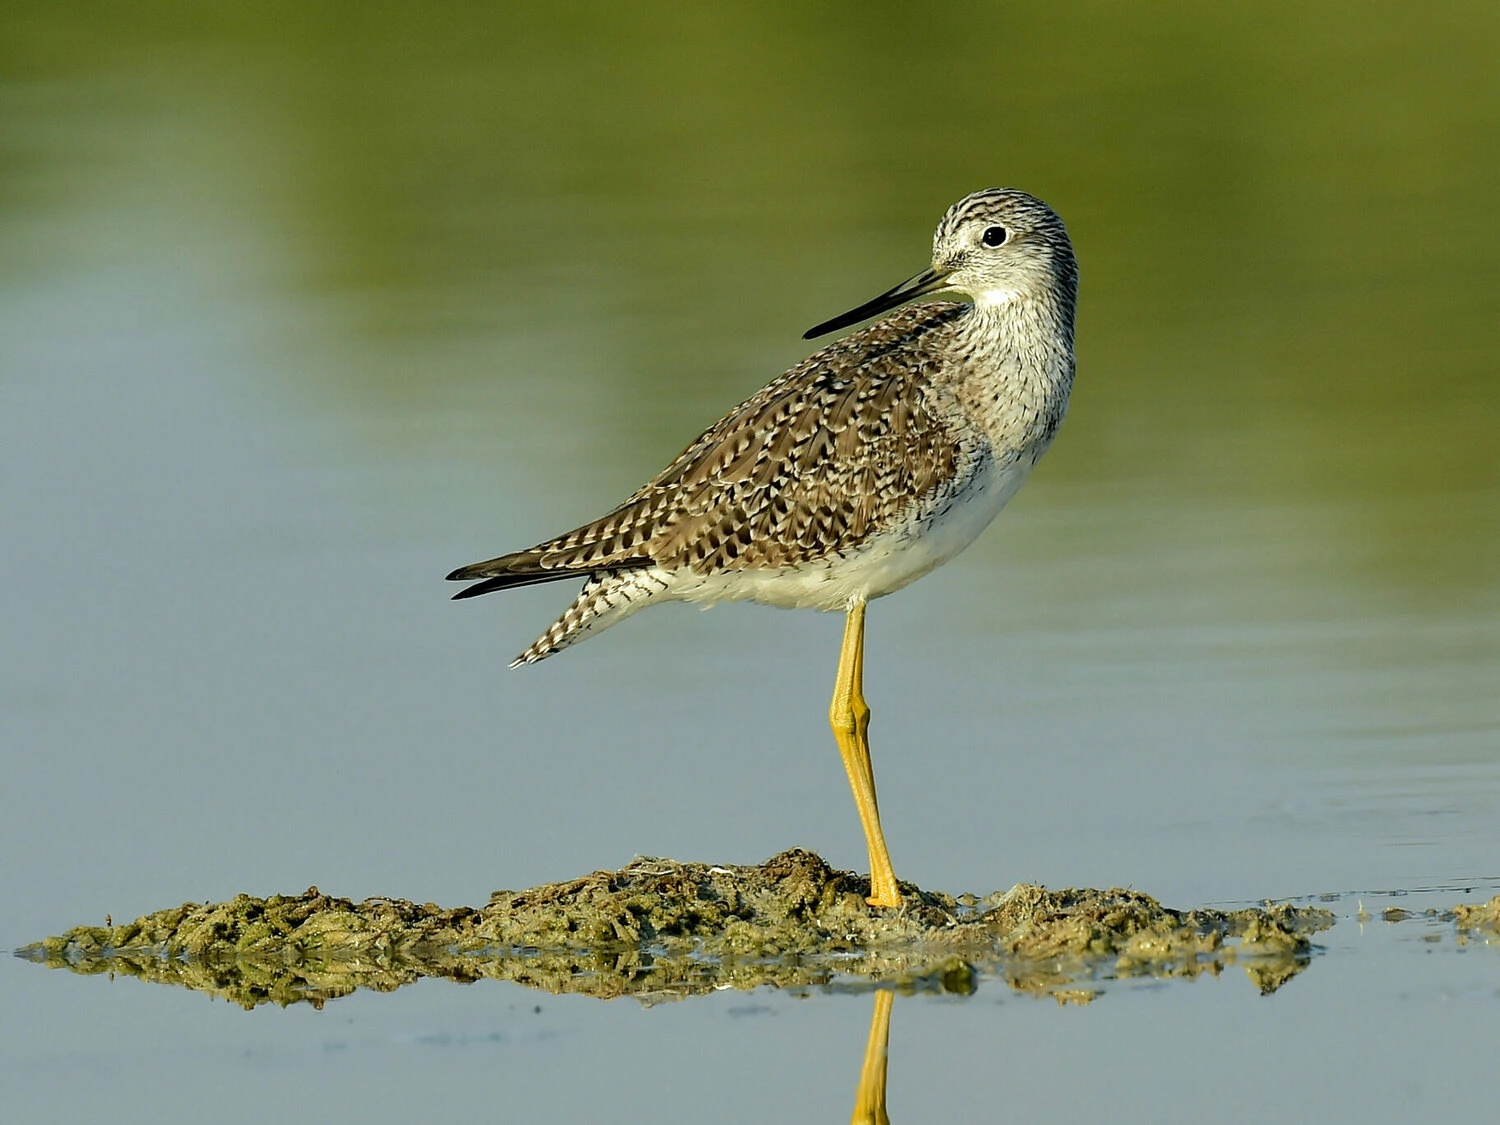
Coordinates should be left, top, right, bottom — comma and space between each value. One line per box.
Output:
519, 301, 969, 577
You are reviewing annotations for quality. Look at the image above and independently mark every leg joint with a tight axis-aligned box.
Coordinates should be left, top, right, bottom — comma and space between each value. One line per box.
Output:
829, 694, 870, 734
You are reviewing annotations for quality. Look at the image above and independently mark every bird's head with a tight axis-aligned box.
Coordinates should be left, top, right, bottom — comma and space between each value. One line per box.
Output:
805, 188, 1077, 339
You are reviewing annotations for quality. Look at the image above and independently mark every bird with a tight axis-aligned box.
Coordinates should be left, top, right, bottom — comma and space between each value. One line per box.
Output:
448, 189, 1078, 908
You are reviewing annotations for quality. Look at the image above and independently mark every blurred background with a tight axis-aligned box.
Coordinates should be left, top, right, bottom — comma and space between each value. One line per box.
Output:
3, 4, 1498, 1122
3, 0, 1496, 917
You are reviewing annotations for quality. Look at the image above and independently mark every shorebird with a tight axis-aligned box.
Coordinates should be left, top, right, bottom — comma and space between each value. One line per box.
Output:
449, 189, 1078, 907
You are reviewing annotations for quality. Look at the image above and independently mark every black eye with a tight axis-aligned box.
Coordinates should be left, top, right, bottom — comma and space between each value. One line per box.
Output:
981, 225, 1008, 247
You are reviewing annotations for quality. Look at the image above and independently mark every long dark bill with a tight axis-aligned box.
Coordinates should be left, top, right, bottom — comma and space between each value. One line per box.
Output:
803, 265, 953, 340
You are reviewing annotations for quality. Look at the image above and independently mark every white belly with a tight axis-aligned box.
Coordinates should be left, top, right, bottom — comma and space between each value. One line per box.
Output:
671, 452, 1036, 612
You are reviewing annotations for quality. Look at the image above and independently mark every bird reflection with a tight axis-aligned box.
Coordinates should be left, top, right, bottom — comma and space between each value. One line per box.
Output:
849, 990, 894, 1125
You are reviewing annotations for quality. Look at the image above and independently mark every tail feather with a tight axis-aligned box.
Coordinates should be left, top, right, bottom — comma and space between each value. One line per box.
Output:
511, 568, 670, 667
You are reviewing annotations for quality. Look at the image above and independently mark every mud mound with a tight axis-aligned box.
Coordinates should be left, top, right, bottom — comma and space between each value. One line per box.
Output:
1454, 894, 1500, 937
18, 849, 1333, 1007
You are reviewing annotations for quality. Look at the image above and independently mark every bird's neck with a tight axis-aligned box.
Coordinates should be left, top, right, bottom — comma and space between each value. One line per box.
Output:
964, 287, 1075, 356
951, 290, 1076, 451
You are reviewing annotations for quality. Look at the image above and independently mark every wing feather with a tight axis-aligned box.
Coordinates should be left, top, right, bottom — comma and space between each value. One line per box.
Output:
448, 301, 970, 596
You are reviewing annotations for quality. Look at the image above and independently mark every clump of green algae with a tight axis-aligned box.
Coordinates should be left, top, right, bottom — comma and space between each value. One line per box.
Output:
1454, 895, 1500, 937
19, 849, 1334, 1008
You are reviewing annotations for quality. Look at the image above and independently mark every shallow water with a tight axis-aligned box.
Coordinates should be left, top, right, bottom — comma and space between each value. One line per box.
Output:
3, 4, 1498, 1122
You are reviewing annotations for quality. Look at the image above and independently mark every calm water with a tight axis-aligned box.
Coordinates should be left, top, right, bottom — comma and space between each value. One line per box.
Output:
3, 4, 1498, 1121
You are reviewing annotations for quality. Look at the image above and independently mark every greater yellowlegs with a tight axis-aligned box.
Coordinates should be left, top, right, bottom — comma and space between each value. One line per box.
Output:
449, 189, 1078, 907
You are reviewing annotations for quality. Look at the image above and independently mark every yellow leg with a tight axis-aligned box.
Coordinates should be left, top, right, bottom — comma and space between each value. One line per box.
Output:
829, 600, 901, 908
849, 990, 894, 1125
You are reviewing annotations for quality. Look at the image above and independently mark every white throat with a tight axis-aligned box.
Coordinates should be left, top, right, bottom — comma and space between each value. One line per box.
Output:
972, 287, 1021, 308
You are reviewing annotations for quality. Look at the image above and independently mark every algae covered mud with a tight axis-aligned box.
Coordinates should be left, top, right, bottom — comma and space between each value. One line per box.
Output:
19, 849, 1352, 1009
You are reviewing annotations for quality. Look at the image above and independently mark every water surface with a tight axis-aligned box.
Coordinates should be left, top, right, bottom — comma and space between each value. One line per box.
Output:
2, 4, 1497, 1122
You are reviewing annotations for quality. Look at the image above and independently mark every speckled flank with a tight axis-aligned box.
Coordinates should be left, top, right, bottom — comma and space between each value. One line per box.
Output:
449, 188, 1079, 664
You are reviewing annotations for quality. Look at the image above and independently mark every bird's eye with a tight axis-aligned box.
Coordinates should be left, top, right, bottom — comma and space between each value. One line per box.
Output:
981, 226, 1008, 247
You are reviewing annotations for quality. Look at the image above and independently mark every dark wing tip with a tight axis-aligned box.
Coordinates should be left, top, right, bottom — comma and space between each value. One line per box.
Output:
446, 551, 546, 584
446, 555, 657, 600
451, 577, 509, 600
447, 570, 573, 599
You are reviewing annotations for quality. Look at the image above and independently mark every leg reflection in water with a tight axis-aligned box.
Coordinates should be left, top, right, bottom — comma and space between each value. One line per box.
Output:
850, 990, 894, 1125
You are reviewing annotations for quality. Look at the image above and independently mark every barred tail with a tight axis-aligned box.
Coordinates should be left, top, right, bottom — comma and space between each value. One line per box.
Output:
511, 568, 671, 667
